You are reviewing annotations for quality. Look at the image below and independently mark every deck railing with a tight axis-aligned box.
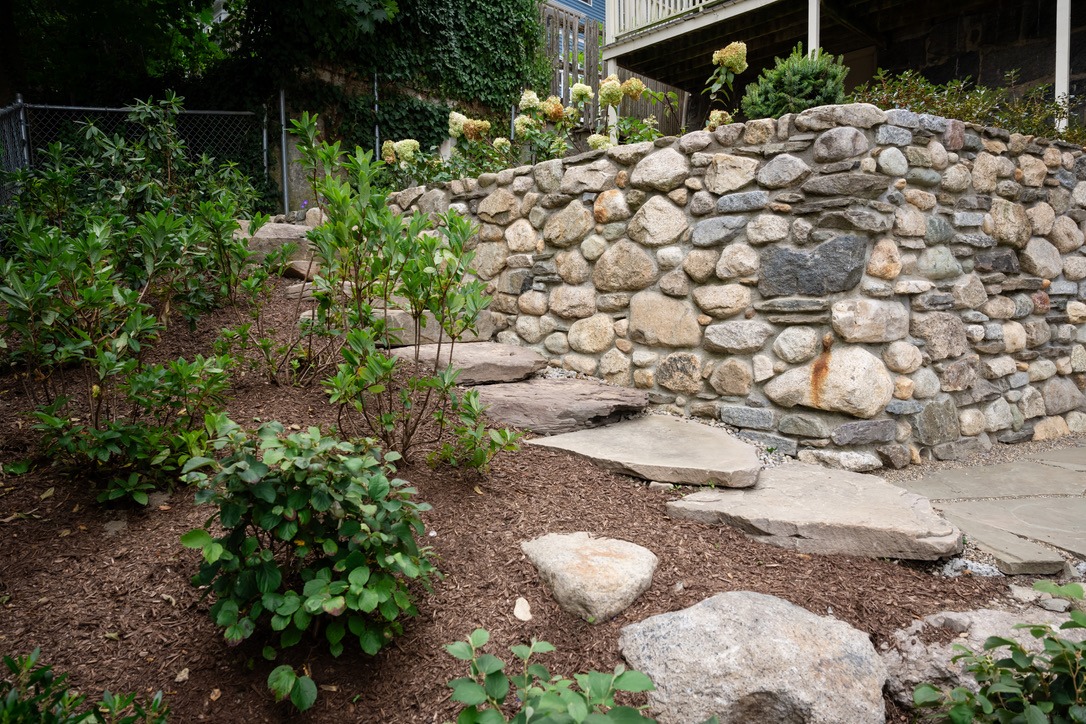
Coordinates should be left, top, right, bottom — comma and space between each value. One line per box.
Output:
605, 0, 711, 44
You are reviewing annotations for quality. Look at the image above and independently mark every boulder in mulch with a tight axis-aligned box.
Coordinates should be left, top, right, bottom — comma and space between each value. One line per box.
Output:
619, 591, 887, 724
475, 378, 648, 434
390, 342, 546, 385
520, 532, 657, 623
529, 415, 761, 487
666, 462, 961, 560
882, 607, 1086, 708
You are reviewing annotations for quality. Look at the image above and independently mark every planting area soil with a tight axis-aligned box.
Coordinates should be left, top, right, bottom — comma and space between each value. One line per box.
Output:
0, 284, 1013, 722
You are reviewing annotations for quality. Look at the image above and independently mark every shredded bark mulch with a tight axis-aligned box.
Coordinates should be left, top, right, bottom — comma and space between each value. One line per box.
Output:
0, 285, 1007, 723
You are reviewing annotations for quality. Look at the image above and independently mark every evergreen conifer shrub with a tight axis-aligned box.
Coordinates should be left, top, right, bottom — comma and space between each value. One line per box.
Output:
740, 44, 848, 120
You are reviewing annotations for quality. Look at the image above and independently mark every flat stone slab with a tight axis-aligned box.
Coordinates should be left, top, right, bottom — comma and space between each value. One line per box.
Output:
476, 378, 649, 435
1024, 446, 1086, 472
940, 513, 1064, 575
903, 462, 1086, 500
521, 532, 657, 623
667, 462, 962, 560
938, 497, 1086, 558
390, 342, 547, 385
529, 415, 761, 487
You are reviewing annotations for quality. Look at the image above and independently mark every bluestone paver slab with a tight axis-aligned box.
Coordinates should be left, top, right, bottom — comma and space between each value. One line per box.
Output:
941, 512, 1065, 575
937, 497, 1086, 558
528, 415, 761, 487
1024, 446, 1086, 472
903, 462, 1086, 500
666, 462, 962, 560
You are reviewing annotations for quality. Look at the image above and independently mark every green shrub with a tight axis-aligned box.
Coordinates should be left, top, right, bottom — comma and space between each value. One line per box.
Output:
181, 417, 436, 659
445, 628, 657, 723
740, 44, 847, 120
850, 69, 1086, 145
431, 390, 522, 473
0, 648, 168, 723
913, 581, 1086, 723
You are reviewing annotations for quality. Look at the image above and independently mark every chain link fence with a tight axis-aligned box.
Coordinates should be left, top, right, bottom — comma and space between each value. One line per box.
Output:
0, 96, 267, 206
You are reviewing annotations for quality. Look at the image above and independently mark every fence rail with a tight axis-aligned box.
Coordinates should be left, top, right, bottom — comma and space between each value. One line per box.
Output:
542, 2, 688, 136
0, 96, 265, 206
605, 0, 709, 44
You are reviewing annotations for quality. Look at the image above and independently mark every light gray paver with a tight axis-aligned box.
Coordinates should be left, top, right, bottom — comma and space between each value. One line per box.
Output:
941, 513, 1065, 575
903, 462, 1086, 500
666, 462, 962, 560
937, 497, 1086, 558
528, 415, 761, 486
1024, 446, 1086, 472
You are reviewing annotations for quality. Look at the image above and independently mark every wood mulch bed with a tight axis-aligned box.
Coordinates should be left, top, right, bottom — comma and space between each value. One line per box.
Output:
0, 284, 1007, 722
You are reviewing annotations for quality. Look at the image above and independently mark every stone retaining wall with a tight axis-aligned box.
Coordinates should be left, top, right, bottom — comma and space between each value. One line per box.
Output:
389, 103, 1086, 470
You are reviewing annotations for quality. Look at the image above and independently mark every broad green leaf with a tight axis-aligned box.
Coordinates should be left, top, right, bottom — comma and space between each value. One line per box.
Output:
181, 456, 214, 473
267, 665, 296, 701
446, 641, 474, 661
613, 670, 654, 693
180, 529, 212, 549
468, 628, 490, 649
1025, 704, 1048, 724
483, 671, 509, 701
290, 675, 318, 711
449, 678, 487, 706
474, 653, 505, 675
913, 684, 945, 706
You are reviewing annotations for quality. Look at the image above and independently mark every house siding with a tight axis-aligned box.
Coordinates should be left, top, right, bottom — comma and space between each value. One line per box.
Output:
551, 0, 603, 28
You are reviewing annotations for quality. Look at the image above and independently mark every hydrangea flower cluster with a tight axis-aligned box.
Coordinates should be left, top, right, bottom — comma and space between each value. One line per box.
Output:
462, 119, 491, 141
448, 111, 468, 138
706, 109, 732, 131
620, 77, 646, 101
713, 41, 748, 74
493, 137, 511, 151
513, 114, 536, 138
392, 139, 420, 162
598, 75, 623, 107
540, 95, 566, 122
519, 89, 541, 111
571, 83, 594, 104
381, 140, 396, 164
587, 133, 613, 150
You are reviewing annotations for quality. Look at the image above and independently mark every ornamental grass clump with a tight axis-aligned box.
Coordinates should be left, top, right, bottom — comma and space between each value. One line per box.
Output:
741, 43, 848, 120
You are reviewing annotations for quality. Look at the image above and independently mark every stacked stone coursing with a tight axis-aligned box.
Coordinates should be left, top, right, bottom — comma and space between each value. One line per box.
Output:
390, 103, 1086, 470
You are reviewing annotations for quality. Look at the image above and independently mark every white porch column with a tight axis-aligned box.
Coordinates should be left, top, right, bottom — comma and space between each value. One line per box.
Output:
606, 59, 619, 143
807, 0, 820, 56
1056, 0, 1071, 131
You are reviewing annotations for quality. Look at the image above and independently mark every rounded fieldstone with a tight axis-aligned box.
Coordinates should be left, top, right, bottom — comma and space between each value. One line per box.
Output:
746, 214, 790, 245
911, 368, 941, 399
544, 200, 595, 248
1050, 216, 1085, 253
580, 234, 608, 261
773, 327, 820, 364
556, 250, 590, 284
831, 300, 909, 343
544, 332, 570, 354
877, 147, 908, 176
593, 240, 658, 292
710, 359, 753, 396
505, 218, 542, 253
941, 164, 971, 192
866, 239, 902, 280
567, 314, 616, 354
1020, 237, 1063, 278
630, 148, 689, 192
593, 189, 631, 224
756, 153, 811, 188
683, 249, 721, 283
518, 290, 549, 316
814, 126, 870, 162
549, 286, 597, 319
958, 408, 986, 436
657, 352, 703, 394
716, 243, 760, 279
628, 196, 687, 247
693, 284, 751, 318
704, 154, 759, 194
1027, 202, 1056, 236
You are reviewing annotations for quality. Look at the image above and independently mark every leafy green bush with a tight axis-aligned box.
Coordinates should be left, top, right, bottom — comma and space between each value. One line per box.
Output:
431, 390, 522, 473
850, 69, 1086, 145
1, 648, 169, 723
181, 417, 436, 659
446, 628, 656, 723
740, 44, 847, 120
914, 581, 1086, 723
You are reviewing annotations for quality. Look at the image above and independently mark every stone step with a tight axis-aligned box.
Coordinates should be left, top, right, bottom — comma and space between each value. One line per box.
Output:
666, 462, 962, 561
936, 496, 1086, 559
475, 378, 648, 435
390, 342, 547, 385
528, 415, 761, 487
903, 461, 1086, 501
940, 513, 1064, 575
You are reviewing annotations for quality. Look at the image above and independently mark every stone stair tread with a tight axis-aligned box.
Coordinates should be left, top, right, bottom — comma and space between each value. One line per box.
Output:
936, 497, 1086, 559
390, 342, 547, 385
528, 415, 761, 487
475, 378, 648, 435
939, 513, 1065, 575
902, 461, 1086, 500
666, 462, 962, 560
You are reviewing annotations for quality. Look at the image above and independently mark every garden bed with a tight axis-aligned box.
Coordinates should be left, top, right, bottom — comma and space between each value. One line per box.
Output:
0, 281, 1007, 723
